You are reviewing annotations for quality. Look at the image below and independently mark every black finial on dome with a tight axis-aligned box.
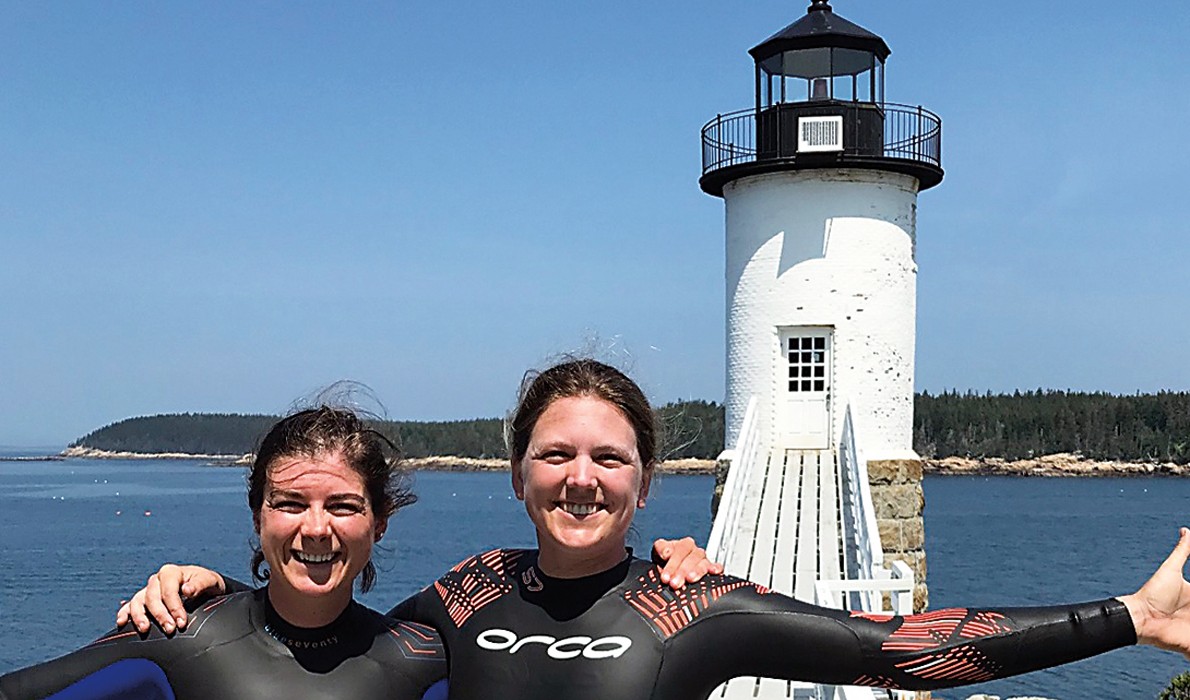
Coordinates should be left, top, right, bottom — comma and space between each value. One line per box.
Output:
809, 0, 832, 12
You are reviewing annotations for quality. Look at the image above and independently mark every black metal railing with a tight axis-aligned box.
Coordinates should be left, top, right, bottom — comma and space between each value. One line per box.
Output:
701, 101, 942, 175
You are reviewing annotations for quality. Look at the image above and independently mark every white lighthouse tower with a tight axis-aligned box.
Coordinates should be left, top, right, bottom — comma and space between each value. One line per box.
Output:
702, 4, 943, 697
701, 0, 943, 461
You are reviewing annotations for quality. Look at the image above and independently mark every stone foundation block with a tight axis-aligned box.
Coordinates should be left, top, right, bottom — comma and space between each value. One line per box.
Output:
901, 518, 924, 549
867, 458, 924, 485
871, 483, 924, 519
877, 519, 902, 551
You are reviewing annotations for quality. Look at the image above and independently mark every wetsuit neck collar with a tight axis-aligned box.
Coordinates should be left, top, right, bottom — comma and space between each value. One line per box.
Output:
519, 550, 636, 621
532, 548, 633, 585
261, 589, 357, 651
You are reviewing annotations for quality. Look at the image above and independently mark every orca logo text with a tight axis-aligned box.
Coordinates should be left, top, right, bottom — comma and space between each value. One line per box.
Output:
475, 629, 632, 659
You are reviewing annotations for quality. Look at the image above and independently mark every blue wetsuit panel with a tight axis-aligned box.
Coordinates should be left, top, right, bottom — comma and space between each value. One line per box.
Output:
421, 678, 448, 700
44, 659, 174, 700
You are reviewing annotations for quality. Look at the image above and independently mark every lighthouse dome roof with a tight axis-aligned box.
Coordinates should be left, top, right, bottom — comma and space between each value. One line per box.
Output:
749, 1, 891, 64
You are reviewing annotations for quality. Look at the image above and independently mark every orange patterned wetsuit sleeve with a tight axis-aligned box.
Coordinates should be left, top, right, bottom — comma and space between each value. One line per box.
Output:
657, 579, 1137, 694
624, 566, 765, 637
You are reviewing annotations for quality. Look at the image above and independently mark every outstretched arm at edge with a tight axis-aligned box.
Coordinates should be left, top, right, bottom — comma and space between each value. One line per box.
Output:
658, 528, 1190, 694
661, 586, 1135, 693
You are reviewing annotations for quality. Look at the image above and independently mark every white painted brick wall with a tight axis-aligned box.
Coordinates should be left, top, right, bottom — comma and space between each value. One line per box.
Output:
723, 168, 921, 460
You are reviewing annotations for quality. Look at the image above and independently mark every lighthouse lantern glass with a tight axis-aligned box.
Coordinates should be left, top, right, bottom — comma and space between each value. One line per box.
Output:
758, 47, 883, 106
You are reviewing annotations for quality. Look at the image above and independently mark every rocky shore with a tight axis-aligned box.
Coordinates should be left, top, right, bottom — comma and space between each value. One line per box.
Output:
51, 447, 1189, 478
56, 447, 718, 474
322, 456, 717, 474
61, 446, 251, 463
925, 452, 1189, 477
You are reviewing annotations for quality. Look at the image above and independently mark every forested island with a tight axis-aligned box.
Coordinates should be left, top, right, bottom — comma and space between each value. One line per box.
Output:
65, 391, 1190, 470
913, 389, 1190, 464
68, 400, 724, 462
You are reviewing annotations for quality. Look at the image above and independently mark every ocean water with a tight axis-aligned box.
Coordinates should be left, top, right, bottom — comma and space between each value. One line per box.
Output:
0, 455, 1185, 697
0, 456, 712, 668
924, 476, 1188, 699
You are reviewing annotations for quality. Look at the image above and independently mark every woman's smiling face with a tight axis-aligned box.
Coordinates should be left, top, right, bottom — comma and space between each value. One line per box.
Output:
256, 451, 384, 606
513, 395, 651, 577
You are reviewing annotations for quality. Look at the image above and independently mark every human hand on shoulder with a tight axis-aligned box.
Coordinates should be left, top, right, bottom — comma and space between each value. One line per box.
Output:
116, 564, 226, 634
653, 537, 724, 589
1119, 527, 1190, 660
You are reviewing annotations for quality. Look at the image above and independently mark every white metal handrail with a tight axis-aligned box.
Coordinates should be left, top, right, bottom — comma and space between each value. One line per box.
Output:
706, 396, 760, 560
818, 404, 915, 700
813, 560, 915, 616
837, 403, 886, 611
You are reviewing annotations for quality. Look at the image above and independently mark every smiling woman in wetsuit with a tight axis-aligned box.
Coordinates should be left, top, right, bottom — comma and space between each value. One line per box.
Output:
119, 360, 1190, 698
0, 407, 447, 700
382, 359, 1190, 698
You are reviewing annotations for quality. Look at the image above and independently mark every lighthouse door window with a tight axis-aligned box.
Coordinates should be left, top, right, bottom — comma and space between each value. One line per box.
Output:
788, 336, 828, 393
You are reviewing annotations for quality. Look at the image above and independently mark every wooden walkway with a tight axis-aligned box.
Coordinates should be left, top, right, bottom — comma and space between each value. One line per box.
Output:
710, 449, 845, 700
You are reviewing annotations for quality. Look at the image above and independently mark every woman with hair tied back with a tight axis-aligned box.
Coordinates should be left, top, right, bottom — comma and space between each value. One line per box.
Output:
119, 359, 1190, 699
0, 407, 449, 700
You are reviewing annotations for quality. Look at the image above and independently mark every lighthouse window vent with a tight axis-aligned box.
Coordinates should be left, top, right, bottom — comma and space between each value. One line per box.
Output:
787, 336, 828, 393
797, 116, 843, 153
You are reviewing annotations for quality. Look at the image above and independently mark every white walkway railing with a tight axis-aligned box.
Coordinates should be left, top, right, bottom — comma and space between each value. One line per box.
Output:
705, 397, 915, 700
835, 404, 911, 611
815, 404, 915, 700
707, 395, 760, 562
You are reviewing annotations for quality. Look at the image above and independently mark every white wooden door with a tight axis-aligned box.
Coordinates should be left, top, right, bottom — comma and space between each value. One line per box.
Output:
778, 329, 832, 449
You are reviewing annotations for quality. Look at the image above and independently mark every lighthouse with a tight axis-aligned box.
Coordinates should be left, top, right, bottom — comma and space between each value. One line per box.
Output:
702, 3, 941, 645
700, 0, 943, 462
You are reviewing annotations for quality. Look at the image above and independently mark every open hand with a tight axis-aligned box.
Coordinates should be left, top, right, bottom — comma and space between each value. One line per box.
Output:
1120, 527, 1190, 660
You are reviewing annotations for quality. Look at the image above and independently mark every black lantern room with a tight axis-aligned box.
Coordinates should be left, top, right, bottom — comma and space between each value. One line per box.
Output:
699, 1, 943, 196
752, 0, 887, 109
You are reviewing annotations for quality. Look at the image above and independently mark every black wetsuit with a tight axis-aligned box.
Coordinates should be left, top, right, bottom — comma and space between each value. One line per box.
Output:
0, 589, 446, 700
388, 549, 1137, 700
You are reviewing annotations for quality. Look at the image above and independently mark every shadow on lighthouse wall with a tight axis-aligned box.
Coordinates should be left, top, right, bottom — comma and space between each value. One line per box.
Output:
723, 170, 918, 282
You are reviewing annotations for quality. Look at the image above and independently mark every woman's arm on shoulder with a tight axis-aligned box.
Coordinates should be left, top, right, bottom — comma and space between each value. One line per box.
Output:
652, 537, 724, 588
115, 564, 240, 633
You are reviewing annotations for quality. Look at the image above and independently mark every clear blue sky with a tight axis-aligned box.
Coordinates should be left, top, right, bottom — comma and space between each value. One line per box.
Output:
2, 1, 1187, 446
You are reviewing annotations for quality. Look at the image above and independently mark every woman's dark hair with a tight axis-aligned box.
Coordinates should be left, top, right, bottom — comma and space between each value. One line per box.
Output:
247, 406, 415, 592
507, 358, 658, 474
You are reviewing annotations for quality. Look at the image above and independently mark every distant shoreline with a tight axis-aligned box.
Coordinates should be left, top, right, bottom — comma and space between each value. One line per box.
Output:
923, 453, 1189, 477
52, 447, 719, 474
402, 456, 718, 475
34, 447, 1189, 477
59, 446, 252, 463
